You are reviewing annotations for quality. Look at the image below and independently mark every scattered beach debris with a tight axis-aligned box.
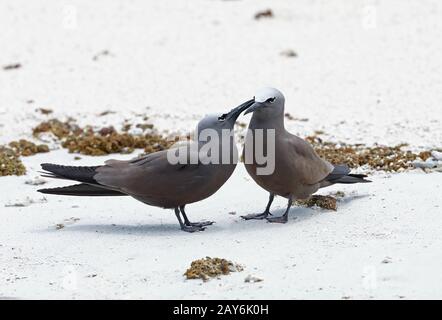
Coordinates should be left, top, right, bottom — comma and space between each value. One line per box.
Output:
98, 110, 116, 116
284, 113, 294, 120
25, 177, 47, 186
306, 133, 435, 172
284, 113, 308, 121
136, 123, 154, 131
382, 256, 393, 264
62, 128, 175, 155
92, 50, 111, 61
244, 274, 263, 283
32, 118, 177, 156
254, 9, 274, 20
184, 257, 244, 281
280, 49, 297, 58
55, 217, 80, 230
3, 63, 21, 70
8, 139, 49, 156
0, 147, 26, 176
122, 123, 132, 132
33, 118, 80, 139
236, 121, 247, 129
330, 191, 346, 199
296, 195, 337, 211
36, 108, 53, 115
5, 197, 47, 207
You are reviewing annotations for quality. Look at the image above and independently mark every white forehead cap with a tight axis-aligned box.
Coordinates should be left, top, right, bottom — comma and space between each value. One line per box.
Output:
254, 87, 283, 103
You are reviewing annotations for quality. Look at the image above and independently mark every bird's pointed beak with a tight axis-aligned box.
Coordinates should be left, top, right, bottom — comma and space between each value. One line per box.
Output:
218, 98, 255, 122
243, 101, 263, 115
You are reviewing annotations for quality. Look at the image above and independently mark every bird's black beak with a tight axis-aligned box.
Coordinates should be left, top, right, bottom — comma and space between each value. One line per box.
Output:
218, 98, 255, 122
243, 101, 264, 115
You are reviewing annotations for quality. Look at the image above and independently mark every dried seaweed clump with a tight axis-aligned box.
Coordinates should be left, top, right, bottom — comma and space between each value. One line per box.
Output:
8, 139, 49, 156
33, 118, 177, 156
296, 195, 337, 211
33, 118, 81, 139
62, 126, 177, 156
254, 9, 274, 20
306, 134, 430, 172
0, 147, 26, 176
184, 257, 244, 281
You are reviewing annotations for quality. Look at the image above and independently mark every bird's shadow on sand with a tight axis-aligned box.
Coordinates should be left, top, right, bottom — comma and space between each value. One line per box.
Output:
44, 193, 370, 236
51, 223, 185, 237
336, 193, 370, 206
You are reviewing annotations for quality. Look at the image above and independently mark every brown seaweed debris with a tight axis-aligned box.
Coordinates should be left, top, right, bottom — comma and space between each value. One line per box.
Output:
280, 49, 298, 58
36, 108, 53, 115
33, 118, 177, 156
33, 118, 81, 139
0, 147, 26, 176
254, 9, 274, 20
8, 139, 49, 156
1, 139, 49, 176
3, 63, 21, 70
184, 257, 244, 281
62, 128, 177, 156
305, 134, 430, 172
296, 195, 337, 211
284, 113, 308, 121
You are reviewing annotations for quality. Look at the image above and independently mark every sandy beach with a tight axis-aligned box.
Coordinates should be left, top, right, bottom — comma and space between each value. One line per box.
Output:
1, 0, 441, 299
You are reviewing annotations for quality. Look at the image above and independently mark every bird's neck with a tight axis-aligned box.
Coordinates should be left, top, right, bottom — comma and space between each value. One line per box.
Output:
249, 113, 286, 133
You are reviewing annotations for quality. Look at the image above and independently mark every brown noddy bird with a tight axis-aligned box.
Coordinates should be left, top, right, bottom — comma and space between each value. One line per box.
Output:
240, 87, 370, 223
38, 99, 254, 232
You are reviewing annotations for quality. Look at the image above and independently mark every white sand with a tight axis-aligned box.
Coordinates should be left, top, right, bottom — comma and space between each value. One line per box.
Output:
1, 0, 441, 299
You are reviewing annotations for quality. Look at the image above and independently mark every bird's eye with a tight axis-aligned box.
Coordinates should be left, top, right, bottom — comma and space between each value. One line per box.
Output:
218, 114, 227, 121
266, 97, 276, 103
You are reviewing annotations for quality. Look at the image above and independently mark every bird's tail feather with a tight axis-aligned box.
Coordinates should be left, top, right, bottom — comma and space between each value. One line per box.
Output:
38, 183, 126, 196
332, 173, 371, 184
40, 163, 101, 184
323, 164, 371, 186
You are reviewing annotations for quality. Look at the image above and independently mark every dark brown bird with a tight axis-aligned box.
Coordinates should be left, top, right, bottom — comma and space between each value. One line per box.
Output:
38, 99, 254, 232
241, 87, 370, 223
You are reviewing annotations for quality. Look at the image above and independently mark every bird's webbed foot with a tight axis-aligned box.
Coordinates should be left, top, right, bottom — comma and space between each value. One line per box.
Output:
185, 220, 214, 227
177, 206, 212, 232
180, 224, 206, 233
241, 211, 271, 220
266, 214, 288, 224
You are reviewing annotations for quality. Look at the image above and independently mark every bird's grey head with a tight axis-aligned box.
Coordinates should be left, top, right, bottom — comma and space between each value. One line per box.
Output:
197, 98, 254, 134
244, 87, 285, 118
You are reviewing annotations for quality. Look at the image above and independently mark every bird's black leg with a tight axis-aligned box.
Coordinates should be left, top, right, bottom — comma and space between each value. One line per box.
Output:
241, 193, 275, 220
179, 205, 214, 227
266, 195, 293, 224
174, 207, 205, 232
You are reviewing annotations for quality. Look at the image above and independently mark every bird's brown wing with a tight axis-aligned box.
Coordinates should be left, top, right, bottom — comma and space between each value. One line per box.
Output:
285, 133, 334, 185
94, 146, 207, 197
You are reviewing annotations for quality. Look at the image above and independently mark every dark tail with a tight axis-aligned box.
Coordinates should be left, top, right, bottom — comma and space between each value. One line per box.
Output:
322, 164, 371, 186
40, 163, 101, 184
38, 163, 126, 196
38, 183, 126, 196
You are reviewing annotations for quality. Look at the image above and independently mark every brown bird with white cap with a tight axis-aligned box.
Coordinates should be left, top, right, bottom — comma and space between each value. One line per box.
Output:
241, 87, 370, 223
